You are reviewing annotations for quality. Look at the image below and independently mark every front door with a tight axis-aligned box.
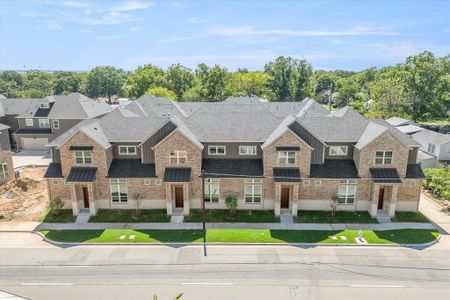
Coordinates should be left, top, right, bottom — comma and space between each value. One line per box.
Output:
82, 187, 90, 208
175, 186, 184, 208
281, 187, 290, 208
378, 187, 385, 210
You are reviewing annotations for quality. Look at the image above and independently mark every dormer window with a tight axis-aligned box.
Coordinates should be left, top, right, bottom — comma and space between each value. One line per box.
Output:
25, 119, 33, 127
375, 151, 393, 165
40, 103, 50, 108
38, 118, 50, 128
427, 143, 436, 154
329, 146, 348, 156
208, 145, 226, 155
74, 151, 92, 164
278, 151, 296, 165
118, 145, 137, 155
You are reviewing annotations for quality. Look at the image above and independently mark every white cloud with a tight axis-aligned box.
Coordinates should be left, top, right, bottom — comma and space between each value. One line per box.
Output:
110, 1, 154, 12
66, 11, 133, 25
56, 1, 91, 8
130, 27, 140, 32
22, 11, 49, 17
188, 17, 208, 24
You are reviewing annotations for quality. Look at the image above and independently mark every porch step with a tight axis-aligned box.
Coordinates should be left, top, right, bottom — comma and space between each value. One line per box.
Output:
376, 211, 391, 224
280, 211, 293, 225
171, 210, 184, 224
76, 211, 90, 224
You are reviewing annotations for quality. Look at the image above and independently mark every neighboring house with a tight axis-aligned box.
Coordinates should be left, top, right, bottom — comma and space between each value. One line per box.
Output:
0, 93, 112, 150
44, 96, 425, 220
0, 123, 14, 183
386, 116, 450, 168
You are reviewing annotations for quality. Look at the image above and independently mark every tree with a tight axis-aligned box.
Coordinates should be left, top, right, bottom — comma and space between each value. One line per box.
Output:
146, 86, 177, 100
292, 59, 313, 100
229, 71, 274, 100
132, 192, 145, 218
195, 64, 231, 101
54, 72, 85, 95
166, 64, 195, 101
86, 66, 125, 103
22, 71, 55, 97
225, 194, 238, 218
126, 64, 166, 99
49, 197, 64, 217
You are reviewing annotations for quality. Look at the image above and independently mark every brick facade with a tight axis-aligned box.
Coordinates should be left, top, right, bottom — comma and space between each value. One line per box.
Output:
0, 150, 14, 183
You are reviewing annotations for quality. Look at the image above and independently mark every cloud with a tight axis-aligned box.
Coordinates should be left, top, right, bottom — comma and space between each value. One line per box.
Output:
130, 27, 140, 32
45, 0, 92, 8
65, 11, 133, 25
188, 17, 208, 24
22, 11, 49, 17
110, 1, 154, 12
161, 25, 398, 43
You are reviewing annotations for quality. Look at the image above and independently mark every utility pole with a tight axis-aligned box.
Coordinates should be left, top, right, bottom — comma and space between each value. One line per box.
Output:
201, 169, 206, 231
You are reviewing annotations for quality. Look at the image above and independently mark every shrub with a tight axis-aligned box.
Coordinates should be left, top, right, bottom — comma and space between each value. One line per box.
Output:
424, 166, 450, 201
49, 197, 64, 216
225, 194, 238, 218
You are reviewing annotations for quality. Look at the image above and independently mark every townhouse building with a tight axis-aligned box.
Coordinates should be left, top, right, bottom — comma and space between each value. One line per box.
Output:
44, 96, 425, 219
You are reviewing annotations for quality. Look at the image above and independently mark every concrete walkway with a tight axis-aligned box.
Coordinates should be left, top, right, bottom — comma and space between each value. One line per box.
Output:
0, 220, 435, 232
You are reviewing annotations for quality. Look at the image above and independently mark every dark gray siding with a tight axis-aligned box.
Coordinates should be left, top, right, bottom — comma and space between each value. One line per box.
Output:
18, 117, 40, 129
4, 114, 19, 131
112, 142, 141, 159
289, 122, 324, 164
408, 147, 418, 164
202, 143, 262, 159
324, 143, 354, 160
51, 147, 61, 163
0, 128, 11, 150
50, 119, 81, 138
141, 121, 177, 163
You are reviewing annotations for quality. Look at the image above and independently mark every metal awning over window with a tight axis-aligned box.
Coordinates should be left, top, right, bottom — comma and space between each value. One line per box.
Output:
66, 167, 97, 182
369, 168, 402, 183
273, 168, 301, 182
164, 168, 191, 182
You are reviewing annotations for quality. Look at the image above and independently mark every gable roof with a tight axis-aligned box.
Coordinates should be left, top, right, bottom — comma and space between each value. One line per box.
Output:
0, 98, 49, 116
47, 93, 112, 119
354, 122, 388, 149
396, 124, 423, 134
412, 128, 450, 145
386, 116, 413, 127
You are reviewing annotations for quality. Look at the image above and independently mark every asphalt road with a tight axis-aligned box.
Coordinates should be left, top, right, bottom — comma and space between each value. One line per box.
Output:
0, 233, 449, 299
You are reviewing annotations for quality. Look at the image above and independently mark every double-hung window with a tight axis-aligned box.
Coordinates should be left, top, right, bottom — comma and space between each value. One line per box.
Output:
169, 150, 187, 164
38, 118, 50, 128
427, 143, 436, 154
338, 180, 357, 204
0, 163, 8, 179
204, 178, 219, 203
375, 151, 393, 164
118, 145, 137, 155
245, 179, 262, 203
74, 151, 92, 164
25, 119, 33, 127
278, 151, 296, 165
52, 120, 60, 129
110, 179, 128, 203
329, 146, 348, 156
40, 103, 49, 108
239, 145, 257, 155
208, 146, 226, 155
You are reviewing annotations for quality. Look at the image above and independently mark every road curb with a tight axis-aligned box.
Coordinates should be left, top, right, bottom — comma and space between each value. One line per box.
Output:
37, 231, 441, 248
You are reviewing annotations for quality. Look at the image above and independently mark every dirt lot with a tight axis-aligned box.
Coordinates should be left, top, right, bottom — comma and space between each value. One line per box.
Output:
0, 167, 49, 221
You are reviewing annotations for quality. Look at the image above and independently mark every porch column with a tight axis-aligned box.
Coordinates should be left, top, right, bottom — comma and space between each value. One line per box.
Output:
165, 183, 172, 215
183, 183, 190, 216
370, 184, 379, 217
388, 185, 399, 218
274, 183, 281, 216
291, 184, 299, 216
70, 184, 79, 216
88, 182, 97, 216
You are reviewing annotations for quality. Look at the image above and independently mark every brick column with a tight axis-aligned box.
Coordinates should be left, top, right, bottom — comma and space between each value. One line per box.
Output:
183, 183, 190, 216
370, 184, 379, 217
88, 183, 97, 216
291, 184, 299, 216
165, 183, 172, 215
274, 183, 281, 216
388, 185, 399, 218
70, 184, 79, 216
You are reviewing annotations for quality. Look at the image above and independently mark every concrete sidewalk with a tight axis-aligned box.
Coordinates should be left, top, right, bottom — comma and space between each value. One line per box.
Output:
0, 220, 436, 232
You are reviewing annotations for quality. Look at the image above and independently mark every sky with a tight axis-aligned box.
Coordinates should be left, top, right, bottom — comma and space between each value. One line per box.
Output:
0, 0, 449, 71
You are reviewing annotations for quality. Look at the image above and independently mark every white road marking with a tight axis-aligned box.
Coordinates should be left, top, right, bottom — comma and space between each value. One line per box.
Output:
181, 282, 234, 286
21, 283, 74, 286
350, 284, 404, 288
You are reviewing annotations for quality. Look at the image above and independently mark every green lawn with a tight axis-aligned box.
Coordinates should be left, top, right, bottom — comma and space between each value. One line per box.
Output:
392, 212, 430, 223
41, 210, 76, 223
89, 209, 170, 223
41, 229, 439, 245
295, 210, 377, 223
183, 209, 280, 223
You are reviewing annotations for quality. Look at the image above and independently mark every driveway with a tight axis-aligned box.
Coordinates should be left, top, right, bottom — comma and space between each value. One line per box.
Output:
12, 151, 51, 168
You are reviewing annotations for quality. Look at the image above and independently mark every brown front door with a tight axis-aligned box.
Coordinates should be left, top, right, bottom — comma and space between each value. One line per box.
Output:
175, 186, 184, 208
82, 187, 90, 208
281, 187, 290, 208
378, 187, 385, 210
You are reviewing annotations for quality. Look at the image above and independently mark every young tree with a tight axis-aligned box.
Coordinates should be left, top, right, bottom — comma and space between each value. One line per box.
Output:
225, 194, 238, 218
86, 66, 125, 103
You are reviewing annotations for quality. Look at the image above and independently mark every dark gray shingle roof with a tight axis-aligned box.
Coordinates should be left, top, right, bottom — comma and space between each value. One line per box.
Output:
44, 163, 63, 178
15, 128, 52, 134
107, 159, 156, 178
405, 164, 426, 179
310, 160, 359, 178
202, 159, 264, 178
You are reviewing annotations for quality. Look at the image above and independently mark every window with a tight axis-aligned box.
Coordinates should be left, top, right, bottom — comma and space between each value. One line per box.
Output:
74, 151, 92, 164
314, 180, 321, 187
25, 119, 33, 127
118, 145, 137, 155
169, 150, 187, 164
52, 120, 60, 129
239, 145, 257, 155
278, 151, 296, 165
38, 118, 50, 128
144, 179, 151, 186
303, 180, 310, 186
245, 179, 262, 203
0, 163, 8, 179
338, 180, 357, 204
52, 180, 60, 186
329, 146, 348, 156
40, 103, 49, 108
204, 178, 219, 203
427, 143, 436, 154
375, 151, 393, 165
155, 179, 162, 185
447, 146, 450, 154
208, 145, 226, 155
110, 179, 128, 203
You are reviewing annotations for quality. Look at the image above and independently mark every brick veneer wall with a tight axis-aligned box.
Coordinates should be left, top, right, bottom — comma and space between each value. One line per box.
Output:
47, 179, 72, 208
0, 150, 14, 183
